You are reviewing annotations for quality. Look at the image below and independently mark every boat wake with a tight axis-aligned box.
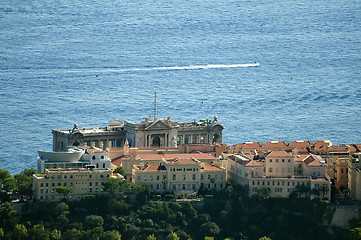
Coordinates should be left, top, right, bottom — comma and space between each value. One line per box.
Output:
64, 62, 260, 74
0, 62, 260, 76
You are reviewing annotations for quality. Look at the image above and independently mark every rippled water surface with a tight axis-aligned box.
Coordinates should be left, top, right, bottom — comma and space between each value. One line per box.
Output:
1, 0, 360, 174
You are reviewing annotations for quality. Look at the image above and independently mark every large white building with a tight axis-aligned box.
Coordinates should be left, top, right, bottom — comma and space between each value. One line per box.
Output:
132, 157, 226, 195
36, 147, 111, 173
52, 116, 224, 151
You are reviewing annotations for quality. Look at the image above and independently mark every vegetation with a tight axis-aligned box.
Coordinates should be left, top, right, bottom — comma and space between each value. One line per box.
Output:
0, 168, 352, 240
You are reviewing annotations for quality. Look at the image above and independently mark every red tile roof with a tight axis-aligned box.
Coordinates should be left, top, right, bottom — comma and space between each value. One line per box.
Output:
266, 151, 292, 157
167, 157, 199, 164
201, 163, 224, 171
111, 155, 129, 166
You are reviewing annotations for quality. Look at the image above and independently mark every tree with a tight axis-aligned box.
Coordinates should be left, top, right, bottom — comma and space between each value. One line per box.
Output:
14, 173, 33, 201
0, 169, 11, 184
166, 232, 179, 240
13, 224, 27, 240
104, 178, 119, 194
259, 237, 272, 240
84, 215, 104, 229
62, 228, 82, 240
113, 167, 125, 176
56, 186, 72, 200
320, 184, 329, 199
147, 235, 156, 240
311, 188, 320, 199
252, 187, 270, 201
200, 222, 220, 237
28, 224, 50, 240
102, 230, 121, 240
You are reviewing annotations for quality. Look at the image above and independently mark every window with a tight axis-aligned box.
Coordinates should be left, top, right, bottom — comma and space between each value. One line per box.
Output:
276, 168, 279, 173
276, 159, 279, 163
183, 175, 186, 180
282, 159, 285, 162
70, 175, 73, 178
288, 168, 291, 173
157, 175, 160, 180
282, 168, 285, 173
92, 156, 96, 160
173, 175, 176, 180
269, 168, 273, 172
103, 163, 105, 168
89, 175, 92, 178
193, 174, 196, 180
288, 159, 291, 162
269, 159, 272, 162
101, 155, 104, 159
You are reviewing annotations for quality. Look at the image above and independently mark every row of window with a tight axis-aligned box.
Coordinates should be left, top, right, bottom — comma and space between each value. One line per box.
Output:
268, 167, 291, 173
170, 168, 199, 172
269, 159, 291, 163
40, 181, 105, 187
50, 174, 110, 179
252, 180, 308, 187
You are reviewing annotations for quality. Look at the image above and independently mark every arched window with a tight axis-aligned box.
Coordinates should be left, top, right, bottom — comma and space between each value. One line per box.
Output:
152, 136, 161, 147
212, 134, 220, 143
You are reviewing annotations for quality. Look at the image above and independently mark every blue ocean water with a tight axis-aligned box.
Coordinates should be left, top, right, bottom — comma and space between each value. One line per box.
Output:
0, 0, 360, 175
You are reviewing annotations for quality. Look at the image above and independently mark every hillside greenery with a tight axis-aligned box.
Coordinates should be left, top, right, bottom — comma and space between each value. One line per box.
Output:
0, 168, 358, 240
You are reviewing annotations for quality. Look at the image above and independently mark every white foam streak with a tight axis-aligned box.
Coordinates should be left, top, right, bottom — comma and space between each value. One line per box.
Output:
65, 62, 260, 74
0, 63, 260, 76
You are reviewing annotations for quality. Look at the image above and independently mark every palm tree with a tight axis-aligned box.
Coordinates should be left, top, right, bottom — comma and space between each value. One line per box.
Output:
320, 184, 329, 200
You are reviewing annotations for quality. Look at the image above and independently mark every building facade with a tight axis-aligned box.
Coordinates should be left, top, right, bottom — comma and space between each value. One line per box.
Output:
227, 151, 331, 200
52, 117, 224, 152
132, 158, 226, 195
36, 147, 111, 173
33, 168, 123, 201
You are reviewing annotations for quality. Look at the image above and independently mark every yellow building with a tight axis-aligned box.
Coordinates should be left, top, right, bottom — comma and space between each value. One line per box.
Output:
132, 157, 226, 195
227, 151, 331, 201
33, 168, 123, 201
348, 154, 361, 200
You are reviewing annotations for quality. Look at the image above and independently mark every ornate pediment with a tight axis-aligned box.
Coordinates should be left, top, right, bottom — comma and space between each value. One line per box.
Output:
145, 120, 171, 130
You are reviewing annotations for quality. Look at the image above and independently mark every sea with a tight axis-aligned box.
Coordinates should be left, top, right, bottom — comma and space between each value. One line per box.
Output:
0, 0, 360, 175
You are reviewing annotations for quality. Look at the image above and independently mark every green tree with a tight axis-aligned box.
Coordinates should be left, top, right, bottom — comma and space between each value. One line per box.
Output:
0, 202, 18, 231
320, 184, 329, 199
84, 215, 104, 229
50, 229, 61, 240
13, 224, 27, 240
28, 224, 50, 240
166, 232, 179, 240
311, 188, 320, 199
0, 169, 11, 184
101, 230, 121, 240
61, 228, 82, 240
56, 186, 72, 200
14, 173, 33, 201
113, 167, 125, 176
204, 237, 214, 240
350, 227, 361, 240
259, 237, 272, 240
252, 187, 270, 201
147, 235, 156, 240
104, 178, 119, 194
200, 222, 220, 237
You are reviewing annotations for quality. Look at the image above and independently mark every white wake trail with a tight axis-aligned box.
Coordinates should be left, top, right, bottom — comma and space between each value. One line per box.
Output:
65, 62, 260, 74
